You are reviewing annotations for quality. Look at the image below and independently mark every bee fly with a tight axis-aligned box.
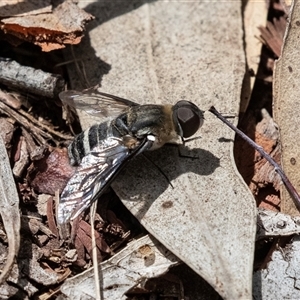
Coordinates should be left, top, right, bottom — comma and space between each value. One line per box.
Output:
57, 89, 204, 224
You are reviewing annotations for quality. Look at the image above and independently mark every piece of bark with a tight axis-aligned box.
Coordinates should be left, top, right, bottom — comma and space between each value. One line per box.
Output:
36, 194, 51, 217
235, 107, 282, 211
12, 135, 29, 178
253, 235, 300, 299
8, 240, 59, 288
21, 215, 56, 237
0, 89, 21, 110
250, 109, 282, 193
1, 0, 94, 52
279, 0, 292, 13
0, 116, 14, 156
46, 196, 59, 236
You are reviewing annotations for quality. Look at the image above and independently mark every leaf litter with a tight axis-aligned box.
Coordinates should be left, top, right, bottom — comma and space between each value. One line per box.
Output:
0, 0, 300, 299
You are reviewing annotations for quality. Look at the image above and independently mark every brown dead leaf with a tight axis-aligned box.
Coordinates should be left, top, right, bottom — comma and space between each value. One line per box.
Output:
258, 17, 287, 58
29, 147, 75, 195
74, 233, 86, 267
77, 225, 97, 261
79, 220, 111, 254
1, 0, 94, 51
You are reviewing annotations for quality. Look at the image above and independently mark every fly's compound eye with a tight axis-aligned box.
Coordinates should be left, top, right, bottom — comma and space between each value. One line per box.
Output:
173, 100, 204, 138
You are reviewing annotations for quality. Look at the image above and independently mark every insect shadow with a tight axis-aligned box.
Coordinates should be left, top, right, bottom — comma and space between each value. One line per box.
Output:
111, 144, 220, 220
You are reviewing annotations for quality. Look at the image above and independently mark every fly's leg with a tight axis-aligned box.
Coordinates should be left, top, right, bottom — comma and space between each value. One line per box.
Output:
177, 136, 202, 159
142, 153, 174, 189
113, 113, 130, 135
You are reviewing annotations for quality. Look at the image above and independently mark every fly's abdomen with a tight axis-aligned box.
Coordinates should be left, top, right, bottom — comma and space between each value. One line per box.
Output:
68, 122, 109, 165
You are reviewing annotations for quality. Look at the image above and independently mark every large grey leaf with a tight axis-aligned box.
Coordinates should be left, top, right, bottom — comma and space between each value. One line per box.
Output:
253, 235, 300, 299
60, 235, 179, 299
64, 1, 257, 299
273, 0, 300, 216
0, 136, 20, 284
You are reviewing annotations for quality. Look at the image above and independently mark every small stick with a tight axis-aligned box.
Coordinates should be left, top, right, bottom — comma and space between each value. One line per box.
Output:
0, 60, 65, 98
209, 106, 300, 210
90, 201, 101, 300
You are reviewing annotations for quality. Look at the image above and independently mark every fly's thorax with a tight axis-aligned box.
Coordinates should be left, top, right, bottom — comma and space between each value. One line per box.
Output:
68, 121, 111, 165
149, 105, 179, 149
126, 104, 179, 149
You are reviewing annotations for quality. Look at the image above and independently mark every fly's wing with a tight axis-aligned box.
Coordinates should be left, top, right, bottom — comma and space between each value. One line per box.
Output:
57, 135, 154, 224
59, 90, 138, 119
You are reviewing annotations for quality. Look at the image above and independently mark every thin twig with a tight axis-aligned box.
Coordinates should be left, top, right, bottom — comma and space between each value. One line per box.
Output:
0, 101, 48, 145
71, 46, 90, 88
209, 106, 300, 211
18, 108, 73, 141
0, 100, 73, 146
90, 201, 101, 300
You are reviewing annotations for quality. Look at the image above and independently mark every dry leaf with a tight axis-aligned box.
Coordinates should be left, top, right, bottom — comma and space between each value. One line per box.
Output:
62, 1, 257, 299
0, 135, 20, 284
257, 208, 300, 239
29, 147, 75, 195
253, 235, 300, 298
258, 18, 287, 58
7, 241, 60, 294
60, 235, 179, 300
242, 0, 268, 112
273, 0, 300, 216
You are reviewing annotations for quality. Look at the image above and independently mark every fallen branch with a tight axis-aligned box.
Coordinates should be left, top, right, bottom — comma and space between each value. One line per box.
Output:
0, 60, 65, 98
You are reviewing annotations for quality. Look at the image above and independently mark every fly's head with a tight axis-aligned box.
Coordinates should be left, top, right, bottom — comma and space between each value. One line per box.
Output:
172, 101, 204, 138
